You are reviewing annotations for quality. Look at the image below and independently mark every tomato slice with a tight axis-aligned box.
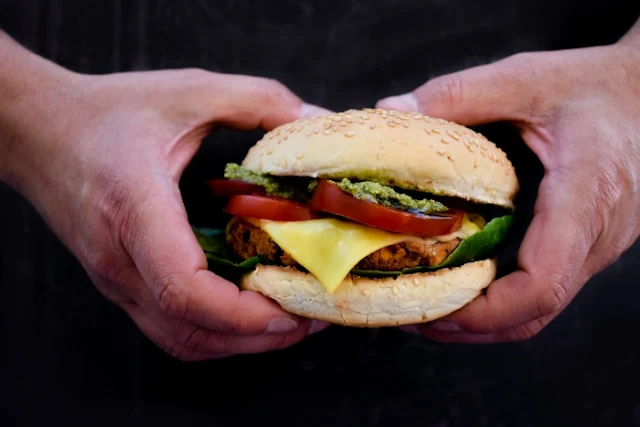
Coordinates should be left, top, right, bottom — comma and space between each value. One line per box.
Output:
224, 194, 321, 221
310, 180, 463, 236
207, 179, 265, 197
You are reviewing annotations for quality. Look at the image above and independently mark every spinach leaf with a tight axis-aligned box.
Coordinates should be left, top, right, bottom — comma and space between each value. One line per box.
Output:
351, 215, 513, 277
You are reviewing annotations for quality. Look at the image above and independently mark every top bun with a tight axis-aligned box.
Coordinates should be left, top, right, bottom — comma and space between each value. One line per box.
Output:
241, 108, 519, 208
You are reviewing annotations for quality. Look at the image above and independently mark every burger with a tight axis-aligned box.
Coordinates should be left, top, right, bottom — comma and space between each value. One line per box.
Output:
195, 108, 518, 327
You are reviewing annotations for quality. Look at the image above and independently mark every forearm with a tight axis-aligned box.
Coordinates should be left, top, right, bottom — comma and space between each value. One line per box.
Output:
0, 31, 77, 190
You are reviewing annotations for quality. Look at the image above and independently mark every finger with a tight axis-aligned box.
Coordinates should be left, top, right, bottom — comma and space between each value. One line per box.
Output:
125, 301, 322, 359
423, 184, 592, 336
417, 312, 558, 344
122, 302, 233, 361
376, 52, 558, 126
176, 70, 331, 130
122, 182, 306, 337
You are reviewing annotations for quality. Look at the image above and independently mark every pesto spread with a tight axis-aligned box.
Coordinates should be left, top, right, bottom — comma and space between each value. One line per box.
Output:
224, 163, 314, 200
333, 178, 447, 214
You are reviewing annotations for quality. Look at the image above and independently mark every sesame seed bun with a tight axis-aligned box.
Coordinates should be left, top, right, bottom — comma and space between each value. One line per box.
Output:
240, 259, 497, 327
242, 108, 518, 209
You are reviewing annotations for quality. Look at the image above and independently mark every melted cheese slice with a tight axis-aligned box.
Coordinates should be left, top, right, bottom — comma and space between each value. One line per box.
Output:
251, 214, 483, 293
258, 218, 409, 293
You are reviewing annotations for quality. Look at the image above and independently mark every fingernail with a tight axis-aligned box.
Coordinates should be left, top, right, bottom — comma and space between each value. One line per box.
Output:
398, 325, 422, 335
266, 318, 298, 334
308, 320, 331, 335
377, 93, 418, 112
429, 321, 462, 332
300, 103, 332, 118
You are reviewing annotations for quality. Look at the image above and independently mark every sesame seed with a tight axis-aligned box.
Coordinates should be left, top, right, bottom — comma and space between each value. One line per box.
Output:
363, 115, 370, 120
467, 145, 475, 153
392, 286, 399, 296
332, 116, 342, 121
380, 115, 388, 120
358, 119, 365, 124
424, 128, 431, 134
437, 149, 446, 156
393, 118, 402, 124
306, 132, 312, 136
267, 149, 273, 155
474, 160, 480, 168
345, 114, 353, 120
296, 153, 304, 159
431, 128, 440, 134
362, 289, 371, 296
437, 118, 448, 124
297, 125, 303, 132
273, 160, 280, 166
323, 130, 331, 135
285, 124, 294, 131
313, 128, 320, 134
346, 131, 355, 137
412, 278, 419, 286
455, 129, 464, 136
370, 123, 376, 129
388, 111, 396, 116
332, 125, 339, 132
328, 115, 336, 119
340, 121, 347, 127
323, 123, 332, 130
446, 155, 455, 162
283, 134, 288, 140
388, 121, 395, 127
403, 122, 410, 128
441, 138, 450, 144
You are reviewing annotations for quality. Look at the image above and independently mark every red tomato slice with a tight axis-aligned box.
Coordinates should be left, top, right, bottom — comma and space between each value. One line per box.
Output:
310, 180, 463, 236
207, 179, 265, 197
224, 194, 322, 221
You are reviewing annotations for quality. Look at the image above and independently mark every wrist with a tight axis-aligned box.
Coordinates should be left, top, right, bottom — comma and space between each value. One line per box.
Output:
0, 33, 82, 192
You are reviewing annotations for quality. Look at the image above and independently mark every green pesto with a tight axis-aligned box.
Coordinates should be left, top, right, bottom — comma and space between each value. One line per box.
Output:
224, 163, 310, 200
333, 178, 448, 214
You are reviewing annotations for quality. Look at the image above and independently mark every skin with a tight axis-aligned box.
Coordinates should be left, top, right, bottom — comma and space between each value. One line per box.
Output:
378, 18, 640, 343
0, 32, 331, 361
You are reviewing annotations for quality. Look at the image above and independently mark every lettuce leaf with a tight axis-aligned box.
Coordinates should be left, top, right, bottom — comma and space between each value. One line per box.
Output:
193, 215, 513, 277
350, 215, 513, 277
192, 227, 269, 271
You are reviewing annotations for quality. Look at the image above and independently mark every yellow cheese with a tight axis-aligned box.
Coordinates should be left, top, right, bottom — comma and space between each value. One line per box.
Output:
432, 213, 484, 242
253, 214, 484, 293
258, 218, 409, 293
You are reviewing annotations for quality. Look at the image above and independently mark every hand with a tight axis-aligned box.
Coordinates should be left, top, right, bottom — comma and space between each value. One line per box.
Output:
377, 28, 640, 342
0, 37, 330, 360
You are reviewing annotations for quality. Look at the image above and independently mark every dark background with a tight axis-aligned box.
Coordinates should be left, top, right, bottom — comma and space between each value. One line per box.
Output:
1, 1, 640, 426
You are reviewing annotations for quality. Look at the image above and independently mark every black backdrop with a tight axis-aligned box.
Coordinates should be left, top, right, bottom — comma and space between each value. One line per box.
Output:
1, 1, 640, 426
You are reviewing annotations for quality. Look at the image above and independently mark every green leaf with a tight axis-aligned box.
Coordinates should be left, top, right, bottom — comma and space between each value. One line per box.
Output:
193, 215, 514, 279
350, 215, 514, 278
192, 226, 269, 271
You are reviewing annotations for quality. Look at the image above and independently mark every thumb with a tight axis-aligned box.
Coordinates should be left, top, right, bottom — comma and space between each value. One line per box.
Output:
377, 53, 553, 125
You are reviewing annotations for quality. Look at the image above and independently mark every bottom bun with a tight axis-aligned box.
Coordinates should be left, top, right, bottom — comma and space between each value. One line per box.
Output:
240, 259, 497, 327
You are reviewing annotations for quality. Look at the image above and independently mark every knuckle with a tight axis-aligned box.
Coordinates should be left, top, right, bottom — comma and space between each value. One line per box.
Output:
257, 78, 292, 105
508, 318, 546, 342
425, 73, 465, 111
535, 272, 569, 317
502, 52, 553, 121
157, 277, 189, 321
